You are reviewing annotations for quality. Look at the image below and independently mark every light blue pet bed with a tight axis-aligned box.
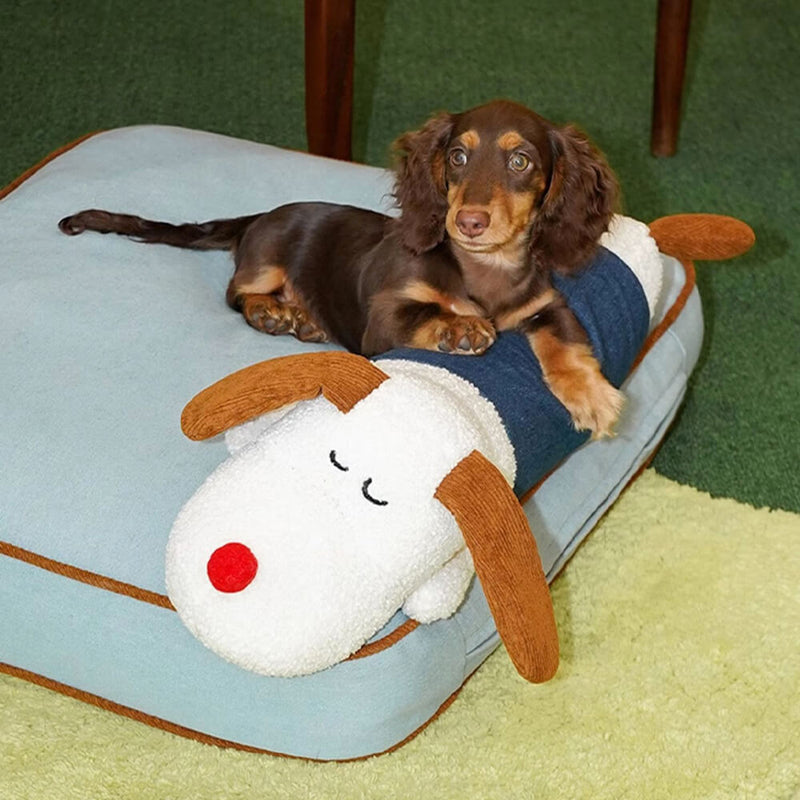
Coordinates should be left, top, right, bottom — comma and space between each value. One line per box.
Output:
0, 126, 715, 760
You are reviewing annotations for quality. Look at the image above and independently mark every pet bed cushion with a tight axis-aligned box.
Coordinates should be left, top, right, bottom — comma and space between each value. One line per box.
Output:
0, 126, 702, 760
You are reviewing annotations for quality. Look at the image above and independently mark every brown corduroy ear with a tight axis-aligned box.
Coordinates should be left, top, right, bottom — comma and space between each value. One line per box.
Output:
181, 352, 389, 441
435, 450, 559, 683
649, 213, 755, 262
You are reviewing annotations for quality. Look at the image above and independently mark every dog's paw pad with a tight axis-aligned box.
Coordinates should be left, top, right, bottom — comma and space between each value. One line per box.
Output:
297, 322, 328, 343
242, 296, 294, 335
436, 316, 496, 356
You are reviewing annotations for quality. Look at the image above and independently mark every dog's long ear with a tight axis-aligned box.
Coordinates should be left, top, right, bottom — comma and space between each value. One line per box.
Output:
435, 450, 559, 683
391, 112, 454, 254
181, 352, 389, 440
530, 124, 618, 274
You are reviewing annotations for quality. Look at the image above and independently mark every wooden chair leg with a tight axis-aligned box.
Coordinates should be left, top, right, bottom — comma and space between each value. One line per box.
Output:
304, 0, 356, 161
651, 0, 692, 157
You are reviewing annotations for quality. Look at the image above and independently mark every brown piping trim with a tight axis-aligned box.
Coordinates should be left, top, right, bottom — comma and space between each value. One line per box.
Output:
0, 539, 414, 657
520, 472, 552, 506
0, 131, 104, 201
0, 661, 468, 762
2, 460, 658, 763
347, 619, 420, 660
630, 258, 696, 372
519, 257, 695, 505
0, 540, 174, 609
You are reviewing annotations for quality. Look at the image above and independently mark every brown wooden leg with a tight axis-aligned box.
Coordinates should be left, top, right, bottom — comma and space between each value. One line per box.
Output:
304, 0, 355, 161
651, 0, 693, 157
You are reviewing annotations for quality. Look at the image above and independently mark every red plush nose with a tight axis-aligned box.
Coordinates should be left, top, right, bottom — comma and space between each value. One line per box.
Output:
207, 542, 258, 593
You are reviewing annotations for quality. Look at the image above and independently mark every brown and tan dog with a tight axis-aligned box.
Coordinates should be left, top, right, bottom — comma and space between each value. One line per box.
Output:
59, 99, 621, 436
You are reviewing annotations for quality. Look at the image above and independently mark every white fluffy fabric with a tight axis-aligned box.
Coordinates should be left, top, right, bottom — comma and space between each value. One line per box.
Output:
601, 215, 663, 322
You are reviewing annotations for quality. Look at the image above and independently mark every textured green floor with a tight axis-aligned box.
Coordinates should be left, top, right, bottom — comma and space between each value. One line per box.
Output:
2, 0, 798, 510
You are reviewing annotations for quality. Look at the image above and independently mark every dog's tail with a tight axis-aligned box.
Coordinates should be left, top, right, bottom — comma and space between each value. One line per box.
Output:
58, 209, 262, 251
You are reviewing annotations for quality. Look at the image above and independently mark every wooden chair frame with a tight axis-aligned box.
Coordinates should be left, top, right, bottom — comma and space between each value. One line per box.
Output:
304, 0, 692, 160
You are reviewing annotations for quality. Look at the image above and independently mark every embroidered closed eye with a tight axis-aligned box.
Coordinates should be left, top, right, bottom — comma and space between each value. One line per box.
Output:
329, 450, 349, 471
361, 478, 388, 507
330, 450, 388, 506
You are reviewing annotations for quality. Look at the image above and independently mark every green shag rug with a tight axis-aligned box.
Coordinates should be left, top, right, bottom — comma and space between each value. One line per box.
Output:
2, 471, 798, 799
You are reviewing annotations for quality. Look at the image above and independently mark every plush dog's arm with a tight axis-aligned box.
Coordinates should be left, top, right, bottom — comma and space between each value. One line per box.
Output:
402, 548, 474, 623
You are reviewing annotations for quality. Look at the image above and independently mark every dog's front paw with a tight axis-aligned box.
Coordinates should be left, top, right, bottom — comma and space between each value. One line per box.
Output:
532, 336, 624, 438
561, 376, 624, 439
419, 314, 496, 355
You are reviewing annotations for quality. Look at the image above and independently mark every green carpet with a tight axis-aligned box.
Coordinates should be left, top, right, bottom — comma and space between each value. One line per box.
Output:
1, 0, 798, 509
2, 0, 799, 795
2, 472, 798, 799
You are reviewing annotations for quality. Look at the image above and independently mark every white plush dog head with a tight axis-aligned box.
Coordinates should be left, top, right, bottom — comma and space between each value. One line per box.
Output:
166, 353, 559, 682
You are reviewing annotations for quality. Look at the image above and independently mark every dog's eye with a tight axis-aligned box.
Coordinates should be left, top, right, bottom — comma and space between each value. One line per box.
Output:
448, 148, 468, 168
362, 478, 388, 507
508, 152, 531, 172
329, 450, 349, 472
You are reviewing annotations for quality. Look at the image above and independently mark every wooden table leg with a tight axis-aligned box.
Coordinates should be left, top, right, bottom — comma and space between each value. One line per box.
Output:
304, 0, 356, 161
651, 0, 692, 157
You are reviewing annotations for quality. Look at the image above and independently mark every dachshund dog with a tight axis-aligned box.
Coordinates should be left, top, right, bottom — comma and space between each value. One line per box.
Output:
59, 99, 621, 436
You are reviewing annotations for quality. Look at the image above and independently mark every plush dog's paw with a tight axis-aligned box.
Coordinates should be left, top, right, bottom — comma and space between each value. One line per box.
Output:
413, 314, 496, 355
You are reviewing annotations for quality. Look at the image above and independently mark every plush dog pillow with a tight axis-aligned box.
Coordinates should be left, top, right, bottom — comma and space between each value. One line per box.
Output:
164, 216, 658, 683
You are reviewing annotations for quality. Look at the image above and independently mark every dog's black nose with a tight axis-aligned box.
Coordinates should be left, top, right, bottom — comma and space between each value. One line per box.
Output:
455, 209, 490, 238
